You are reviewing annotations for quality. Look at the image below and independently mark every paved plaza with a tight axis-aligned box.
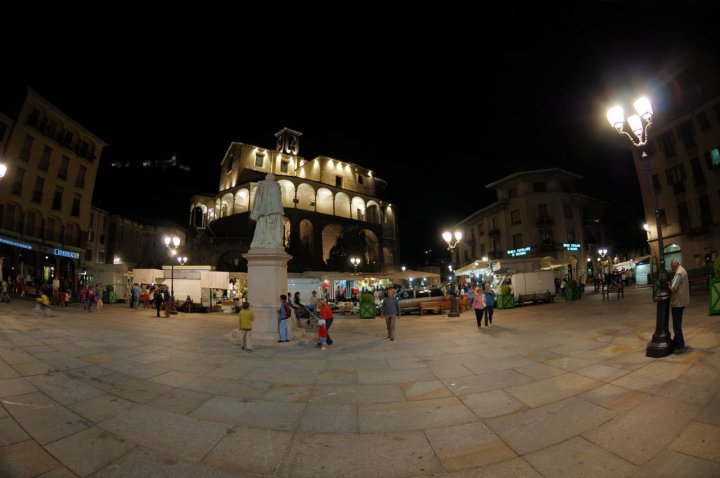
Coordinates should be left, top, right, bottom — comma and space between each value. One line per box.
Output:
0, 287, 719, 477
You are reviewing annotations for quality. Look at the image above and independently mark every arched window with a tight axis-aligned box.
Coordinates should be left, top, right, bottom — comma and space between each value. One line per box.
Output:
335, 192, 351, 218
317, 188, 333, 215
300, 219, 313, 253
235, 188, 249, 213
351, 197, 366, 221
277, 180, 296, 208
322, 224, 344, 262
297, 183, 316, 211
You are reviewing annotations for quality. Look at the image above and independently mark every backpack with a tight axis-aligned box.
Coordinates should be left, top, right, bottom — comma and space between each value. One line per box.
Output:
283, 303, 292, 318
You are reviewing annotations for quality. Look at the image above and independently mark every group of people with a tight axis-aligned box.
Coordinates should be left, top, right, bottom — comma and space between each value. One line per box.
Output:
470, 284, 496, 329
80, 283, 104, 313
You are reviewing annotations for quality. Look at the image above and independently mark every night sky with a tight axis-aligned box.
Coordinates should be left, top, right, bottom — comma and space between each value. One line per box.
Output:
2, 3, 718, 265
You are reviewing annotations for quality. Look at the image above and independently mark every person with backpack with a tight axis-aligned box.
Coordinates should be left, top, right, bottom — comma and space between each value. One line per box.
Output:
278, 295, 291, 342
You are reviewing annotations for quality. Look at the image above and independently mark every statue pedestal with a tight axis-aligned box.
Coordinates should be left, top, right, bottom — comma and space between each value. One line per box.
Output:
232, 247, 293, 344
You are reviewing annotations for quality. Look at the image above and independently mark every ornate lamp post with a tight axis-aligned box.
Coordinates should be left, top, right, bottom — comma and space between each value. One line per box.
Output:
163, 235, 181, 314
442, 230, 462, 317
607, 96, 672, 357
350, 257, 361, 274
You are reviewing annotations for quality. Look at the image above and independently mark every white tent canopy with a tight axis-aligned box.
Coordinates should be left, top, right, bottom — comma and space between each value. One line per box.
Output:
131, 269, 163, 284
385, 269, 440, 280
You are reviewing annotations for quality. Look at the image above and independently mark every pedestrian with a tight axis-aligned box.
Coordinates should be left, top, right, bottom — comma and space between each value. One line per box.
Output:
154, 287, 164, 317
472, 286, 486, 329
163, 287, 171, 317
317, 318, 328, 350
238, 302, 254, 352
380, 288, 400, 341
668, 259, 689, 353
318, 299, 334, 345
483, 283, 495, 327
0, 279, 10, 303
94, 283, 103, 312
278, 294, 291, 342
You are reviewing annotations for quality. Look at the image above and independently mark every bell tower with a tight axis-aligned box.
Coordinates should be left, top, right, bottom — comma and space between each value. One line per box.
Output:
274, 127, 302, 156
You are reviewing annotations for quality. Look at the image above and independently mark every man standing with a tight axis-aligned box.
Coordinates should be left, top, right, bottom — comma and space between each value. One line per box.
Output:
668, 259, 689, 353
381, 288, 401, 341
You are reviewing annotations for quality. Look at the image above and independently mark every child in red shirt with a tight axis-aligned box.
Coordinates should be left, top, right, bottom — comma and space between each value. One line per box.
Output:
317, 319, 328, 350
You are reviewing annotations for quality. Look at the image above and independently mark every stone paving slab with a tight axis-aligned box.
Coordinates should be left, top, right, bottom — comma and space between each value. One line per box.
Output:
279, 432, 443, 478
0, 377, 38, 397
44, 426, 135, 477
203, 427, 293, 475
424, 456, 542, 477
69, 393, 135, 423
505, 372, 602, 408
297, 403, 358, 433
26, 372, 105, 405
524, 436, 638, 478
99, 404, 228, 462
92, 448, 246, 478
0, 415, 30, 445
424, 421, 516, 471
190, 396, 306, 431
2, 392, 91, 445
485, 397, 615, 455
669, 421, 720, 461
148, 388, 213, 415
0, 440, 61, 478
634, 449, 720, 478
359, 396, 477, 433
582, 396, 700, 465
459, 389, 528, 418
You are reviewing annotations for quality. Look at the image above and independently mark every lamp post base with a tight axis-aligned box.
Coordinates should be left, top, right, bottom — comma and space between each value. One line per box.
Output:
646, 292, 673, 358
448, 296, 460, 317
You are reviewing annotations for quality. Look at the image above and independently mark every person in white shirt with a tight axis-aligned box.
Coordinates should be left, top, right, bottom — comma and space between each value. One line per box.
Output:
668, 259, 689, 353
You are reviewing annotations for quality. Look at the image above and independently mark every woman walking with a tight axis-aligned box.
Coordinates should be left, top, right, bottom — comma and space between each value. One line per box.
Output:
471, 286, 486, 329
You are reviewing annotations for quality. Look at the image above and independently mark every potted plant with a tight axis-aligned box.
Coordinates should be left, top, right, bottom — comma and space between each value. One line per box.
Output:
359, 293, 376, 319
104, 284, 117, 304
710, 257, 720, 315
565, 279, 581, 300
495, 284, 514, 309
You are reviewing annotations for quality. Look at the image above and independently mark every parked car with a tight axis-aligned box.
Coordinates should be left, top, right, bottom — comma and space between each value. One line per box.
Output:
396, 287, 446, 314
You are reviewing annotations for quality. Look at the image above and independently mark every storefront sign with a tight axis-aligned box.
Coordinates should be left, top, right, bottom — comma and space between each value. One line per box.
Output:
507, 247, 531, 257
563, 243, 581, 251
53, 248, 80, 259
0, 236, 33, 250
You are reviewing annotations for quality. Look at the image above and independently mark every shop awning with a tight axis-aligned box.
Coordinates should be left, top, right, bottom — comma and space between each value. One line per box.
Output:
131, 269, 163, 284
613, 255, 651, 270
385, 269, 440, 280
539, 256, 569, 271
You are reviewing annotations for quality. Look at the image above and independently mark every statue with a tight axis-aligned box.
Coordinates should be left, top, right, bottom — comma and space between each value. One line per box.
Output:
250, 173, 284, 249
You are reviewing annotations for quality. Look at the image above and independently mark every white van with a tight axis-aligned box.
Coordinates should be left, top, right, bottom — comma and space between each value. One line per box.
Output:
506, 271, 555, 300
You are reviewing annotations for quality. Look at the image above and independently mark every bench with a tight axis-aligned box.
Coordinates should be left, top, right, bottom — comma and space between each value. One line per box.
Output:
419, 298, 451, 316
517, 291, 554, 306
602, 285, 624, 300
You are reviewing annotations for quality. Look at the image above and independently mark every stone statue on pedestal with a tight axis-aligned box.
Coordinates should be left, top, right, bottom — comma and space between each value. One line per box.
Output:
250, 173, 284, 249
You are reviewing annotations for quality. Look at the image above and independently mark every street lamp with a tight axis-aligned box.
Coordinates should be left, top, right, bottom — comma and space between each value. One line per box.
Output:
163, 235, 181, 314
0, 163, 7, 179
607, 96, 672, 357
442, 230, 462, 317
350, 256, 361, 274
442, 230, 462, 250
